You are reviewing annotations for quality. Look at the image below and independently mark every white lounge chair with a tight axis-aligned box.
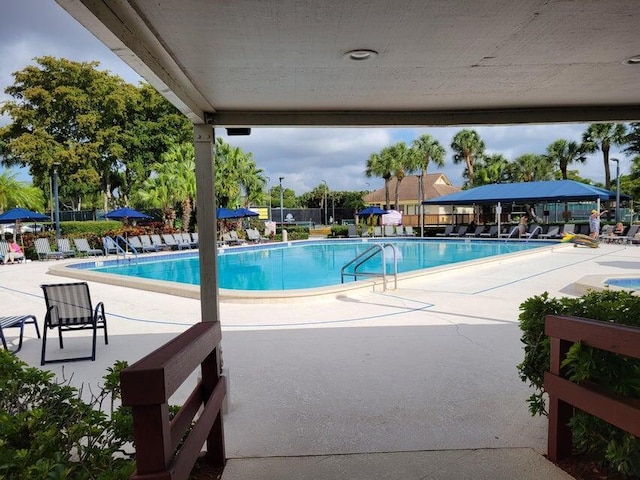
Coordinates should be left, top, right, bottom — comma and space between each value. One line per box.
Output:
404, 226, 416, 236
56, 238, 77, 257
35, 238, 65, 260
539, 226, 560, 239
73, 238, 103, 256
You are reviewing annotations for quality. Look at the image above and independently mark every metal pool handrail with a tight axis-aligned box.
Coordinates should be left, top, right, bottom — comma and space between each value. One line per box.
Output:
341, 243, 398, 290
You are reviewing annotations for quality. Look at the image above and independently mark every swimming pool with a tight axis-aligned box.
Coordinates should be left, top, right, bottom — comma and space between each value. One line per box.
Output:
74, 239, 551, 291
605, 278, 640, 290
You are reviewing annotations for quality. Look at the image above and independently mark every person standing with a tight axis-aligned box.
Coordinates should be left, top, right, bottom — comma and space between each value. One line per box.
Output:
518, 215, 529, 237
589, 209, 607, 239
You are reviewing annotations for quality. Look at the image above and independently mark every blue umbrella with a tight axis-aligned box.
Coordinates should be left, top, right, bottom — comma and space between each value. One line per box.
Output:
357, 206, 388, 216
216, 207, 240, 219
0, 207, 50, 224
102, 207, 152, 220
0, 208, 50, 242
234, 207, 259, 218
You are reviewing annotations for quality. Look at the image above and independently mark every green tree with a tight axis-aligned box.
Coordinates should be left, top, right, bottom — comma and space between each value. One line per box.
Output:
386, 142, 417, 209
473, 153, 509, 186
0, 170, 45, 211
545, 139, 587, 180
116, 83, 192, 204
507, 154, 554, 182
161, 143, 196, 231
271, 186, 297, 208
582, 123, 628, 190
411, 134, 445, 199
214, 138, 266, 208
0, 57, 138, 211
365, 151, 395, 210
451, 129, 485, 188
624, 123, 640, 161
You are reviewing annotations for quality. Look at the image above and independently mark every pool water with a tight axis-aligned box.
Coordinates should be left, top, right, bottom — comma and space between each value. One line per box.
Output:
87, 240, 549, 291
605, 278, 640, 290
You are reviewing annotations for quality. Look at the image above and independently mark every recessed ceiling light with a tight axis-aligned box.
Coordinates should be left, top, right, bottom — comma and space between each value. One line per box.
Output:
623, 55, 640, 65
344, 49, 378, 61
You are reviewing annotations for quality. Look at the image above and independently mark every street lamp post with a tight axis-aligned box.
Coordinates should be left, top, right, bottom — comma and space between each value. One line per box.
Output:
279, 176, 284, 225
265, 176, 271, 221
322, 180, 328, 225
52, 163, 61, 241
611, 158, 620, 223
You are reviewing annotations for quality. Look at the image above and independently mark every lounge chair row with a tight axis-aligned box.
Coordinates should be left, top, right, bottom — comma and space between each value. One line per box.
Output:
433, 223, 580, 239
347, 225, 416, 238
32, 237, 103, 260
103, 233, 199, 254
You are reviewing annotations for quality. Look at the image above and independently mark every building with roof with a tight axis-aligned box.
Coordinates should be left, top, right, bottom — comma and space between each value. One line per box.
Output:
363, 174, 464, 225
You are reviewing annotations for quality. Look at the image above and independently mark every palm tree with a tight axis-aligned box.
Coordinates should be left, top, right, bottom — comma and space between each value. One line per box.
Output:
582, 123, 628, 190
213, 138, 265, 208
160, 143, 196, 231
508, 154, 554, 182
545, 139, 587, 180
385, 141, 417, 210
411, 134, 445, 199
473, 154, 509, 186
0, 170, 45, 211
450, 129, 485, 188
365, 151, 395, 210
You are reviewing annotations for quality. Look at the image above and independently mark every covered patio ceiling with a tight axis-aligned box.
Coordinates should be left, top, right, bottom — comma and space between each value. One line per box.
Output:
57, 0, 640, 127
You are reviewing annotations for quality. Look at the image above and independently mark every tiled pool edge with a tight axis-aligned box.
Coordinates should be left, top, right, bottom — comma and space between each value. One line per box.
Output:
46, 240, 566, 303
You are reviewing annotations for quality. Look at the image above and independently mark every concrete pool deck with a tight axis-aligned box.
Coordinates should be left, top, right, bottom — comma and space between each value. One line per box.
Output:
2, 240, 638, 479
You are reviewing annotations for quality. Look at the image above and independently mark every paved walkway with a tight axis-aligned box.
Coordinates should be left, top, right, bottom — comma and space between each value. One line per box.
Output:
2, 241, 636, 479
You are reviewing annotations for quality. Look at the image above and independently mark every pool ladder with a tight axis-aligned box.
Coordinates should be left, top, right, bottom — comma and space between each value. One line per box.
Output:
341, 243, 398, 290
106, 235, 139, 263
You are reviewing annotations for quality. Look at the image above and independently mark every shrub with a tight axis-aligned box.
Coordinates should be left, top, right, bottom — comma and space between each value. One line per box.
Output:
517, 290, 640, 477
277, 226, 309, 240
0, 350, 135, 480
62, 221, 121, 236
330, 225, 349, 237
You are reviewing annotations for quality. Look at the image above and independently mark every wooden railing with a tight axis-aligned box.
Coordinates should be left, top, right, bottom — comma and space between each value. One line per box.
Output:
120, 322, 226, 480
544, 315, 640, 461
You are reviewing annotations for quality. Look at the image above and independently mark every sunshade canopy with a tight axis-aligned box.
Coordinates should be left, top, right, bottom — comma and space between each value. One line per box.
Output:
101, 207, 152, 220
0, 208, 49, 224
216, 207, 240, 219
423, 180, 630, 206
357, 206, 388, 216
234, 207, 259, 218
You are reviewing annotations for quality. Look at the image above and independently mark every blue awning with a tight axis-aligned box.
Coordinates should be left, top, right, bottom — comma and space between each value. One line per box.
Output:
422, 180, 630, 205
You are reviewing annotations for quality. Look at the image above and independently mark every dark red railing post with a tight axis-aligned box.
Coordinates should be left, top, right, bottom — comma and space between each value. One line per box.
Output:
121, 322, 225, 480
544, 315, 640, 463
547, 336, 572, 462
202, 348, 225, 465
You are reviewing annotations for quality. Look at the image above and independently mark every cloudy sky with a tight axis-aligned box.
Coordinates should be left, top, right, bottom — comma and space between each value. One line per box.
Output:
0, 0, 631, 195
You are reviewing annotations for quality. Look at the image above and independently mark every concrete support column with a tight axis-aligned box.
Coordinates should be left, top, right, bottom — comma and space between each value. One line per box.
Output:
194, 124, 220, 324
